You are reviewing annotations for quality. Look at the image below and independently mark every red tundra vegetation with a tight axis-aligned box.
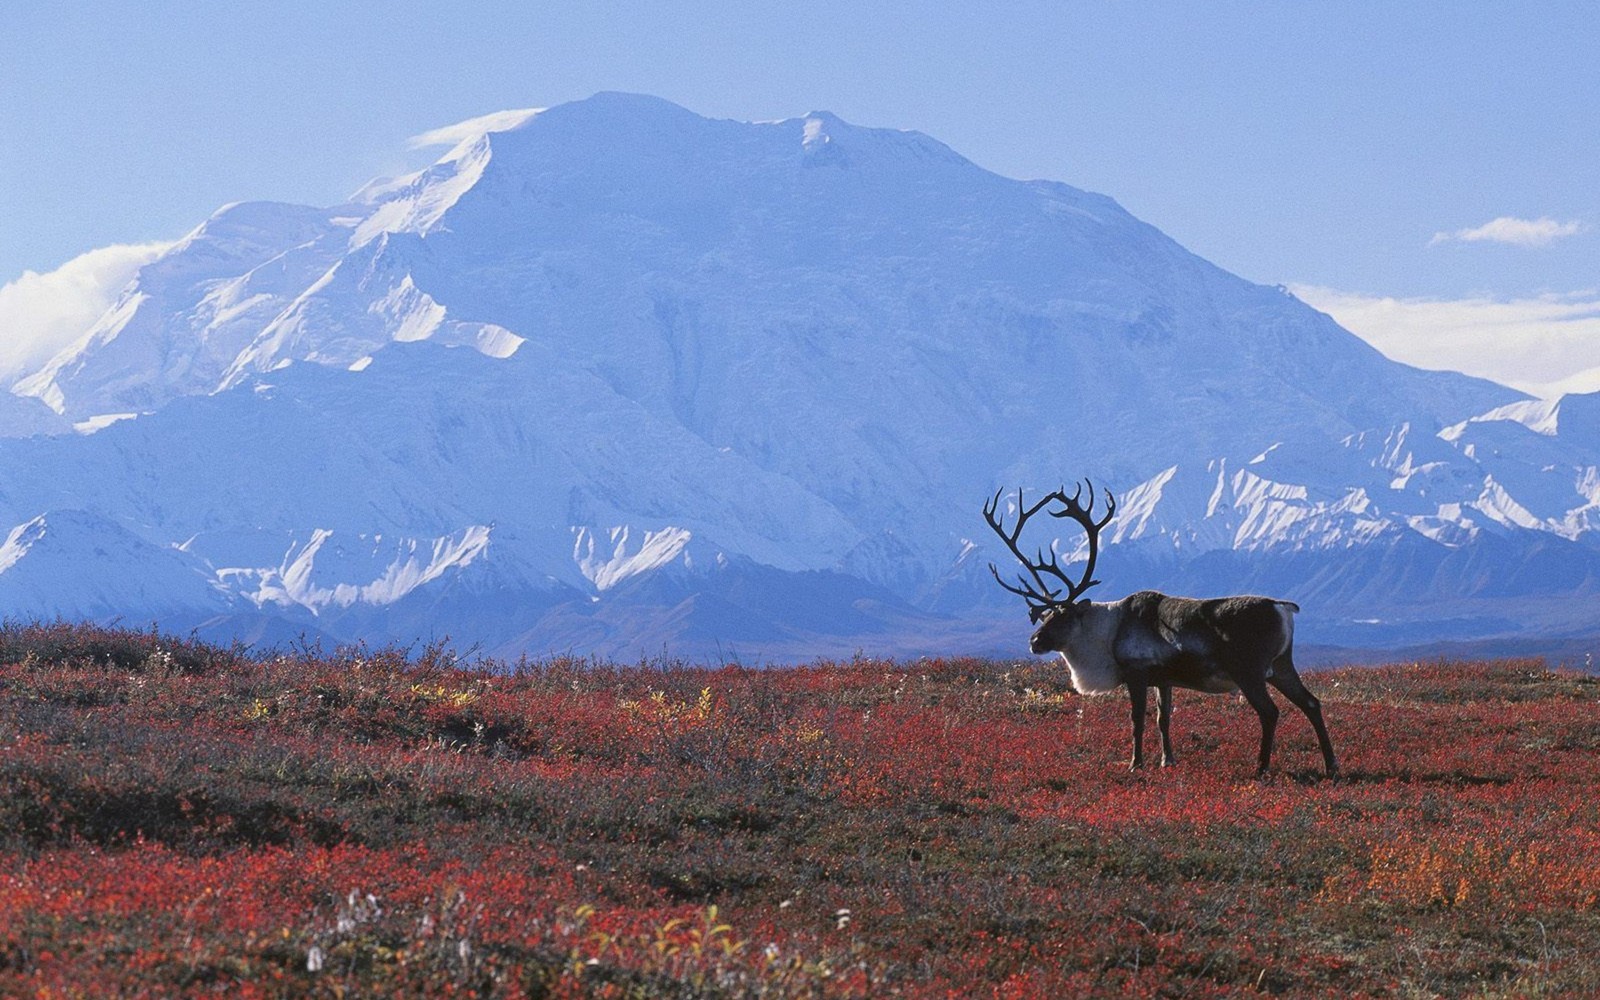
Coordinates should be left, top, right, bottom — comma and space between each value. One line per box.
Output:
2, 621, 1598, 997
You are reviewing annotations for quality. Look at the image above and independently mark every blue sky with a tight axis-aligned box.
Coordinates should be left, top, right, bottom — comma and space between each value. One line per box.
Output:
3, 1, 1596, 392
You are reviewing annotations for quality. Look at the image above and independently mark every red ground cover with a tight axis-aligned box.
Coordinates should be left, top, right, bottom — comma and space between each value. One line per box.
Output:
2, 622, 1597, 996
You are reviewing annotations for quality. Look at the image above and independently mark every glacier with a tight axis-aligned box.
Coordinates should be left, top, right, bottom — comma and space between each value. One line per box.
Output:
2, 91, 1598, 661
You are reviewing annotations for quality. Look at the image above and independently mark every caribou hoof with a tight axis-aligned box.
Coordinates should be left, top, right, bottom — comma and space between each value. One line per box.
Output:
1160, 756, 1176, 768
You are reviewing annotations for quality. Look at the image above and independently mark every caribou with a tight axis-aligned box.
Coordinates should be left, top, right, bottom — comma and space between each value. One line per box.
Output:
984, 481, 1338, 777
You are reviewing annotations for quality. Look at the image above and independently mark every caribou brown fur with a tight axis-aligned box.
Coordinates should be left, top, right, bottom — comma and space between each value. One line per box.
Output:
986, 482, 1339, 777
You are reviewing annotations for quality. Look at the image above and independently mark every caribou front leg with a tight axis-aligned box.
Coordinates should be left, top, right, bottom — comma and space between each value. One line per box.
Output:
1127, 680, 1149, 770
1155, 683, 1175, 767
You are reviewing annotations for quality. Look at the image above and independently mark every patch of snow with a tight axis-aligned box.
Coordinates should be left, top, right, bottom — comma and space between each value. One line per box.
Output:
574, 525, 694, 591
1473, 477, 1542, 530
1450, 397, 1562, 437
0, 516, 47, 574
227, 525, 495, 613
71, 412, 138, 435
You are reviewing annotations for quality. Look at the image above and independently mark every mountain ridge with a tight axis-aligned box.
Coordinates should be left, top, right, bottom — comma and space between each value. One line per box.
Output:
2, 92, 1594, 659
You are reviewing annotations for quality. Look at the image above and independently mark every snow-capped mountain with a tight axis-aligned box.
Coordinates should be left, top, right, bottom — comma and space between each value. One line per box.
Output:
3, 93, 1597, 659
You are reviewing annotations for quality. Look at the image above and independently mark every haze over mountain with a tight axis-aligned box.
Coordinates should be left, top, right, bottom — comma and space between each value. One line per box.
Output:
4, 93, 1597, 659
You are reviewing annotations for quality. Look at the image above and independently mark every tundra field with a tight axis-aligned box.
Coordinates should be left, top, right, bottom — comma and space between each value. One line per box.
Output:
2, 623, 1599, 998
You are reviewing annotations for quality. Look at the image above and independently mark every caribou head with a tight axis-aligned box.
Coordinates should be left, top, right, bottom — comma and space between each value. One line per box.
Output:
984, 479, 1339, 777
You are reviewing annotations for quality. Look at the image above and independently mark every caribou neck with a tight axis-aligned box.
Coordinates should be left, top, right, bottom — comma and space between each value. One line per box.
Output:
1052, 600, 1125, 695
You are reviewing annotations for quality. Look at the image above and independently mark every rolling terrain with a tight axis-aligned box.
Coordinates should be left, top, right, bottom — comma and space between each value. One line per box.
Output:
3, 624, 1598, 996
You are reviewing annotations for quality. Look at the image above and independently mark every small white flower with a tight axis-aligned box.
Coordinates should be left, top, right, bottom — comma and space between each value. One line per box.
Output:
306, 945, 324, 973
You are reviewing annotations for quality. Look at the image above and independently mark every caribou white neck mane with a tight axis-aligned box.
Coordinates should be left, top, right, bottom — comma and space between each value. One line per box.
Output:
1054, 601, 1122, 695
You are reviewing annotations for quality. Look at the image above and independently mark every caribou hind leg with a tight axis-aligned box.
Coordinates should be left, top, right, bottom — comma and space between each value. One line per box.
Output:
1154, 684, 1175, 766
1268, 654, 1339, 776
1235, 674, 1280, 777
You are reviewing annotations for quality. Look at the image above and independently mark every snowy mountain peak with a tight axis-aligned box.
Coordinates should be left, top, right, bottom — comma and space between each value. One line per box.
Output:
792, 109, 973, 170
411, 107, 544, 157
1, 93, 1597, 658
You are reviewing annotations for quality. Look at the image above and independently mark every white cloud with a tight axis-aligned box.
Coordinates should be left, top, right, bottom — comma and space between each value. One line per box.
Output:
0, 242, 172, 384
1290, 284, 1600, 398
407, 109, 543, 151
1429, 216, 1585, 248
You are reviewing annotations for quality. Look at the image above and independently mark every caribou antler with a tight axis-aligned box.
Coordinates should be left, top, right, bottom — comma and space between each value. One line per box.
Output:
983, 480, 1117, 616
1048, 480, 1117, 601
983, 486, 1081, 616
